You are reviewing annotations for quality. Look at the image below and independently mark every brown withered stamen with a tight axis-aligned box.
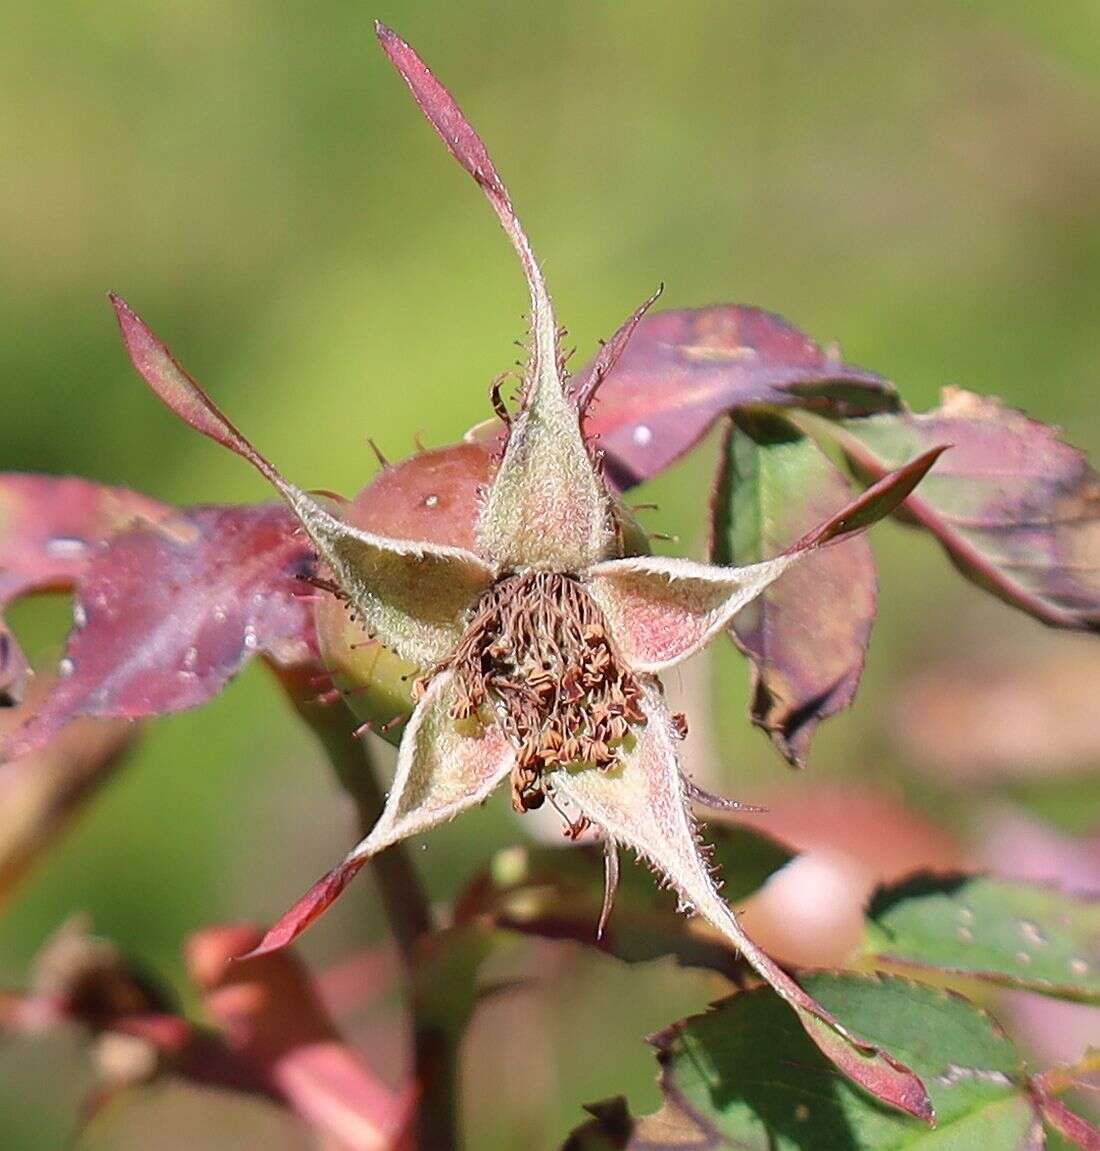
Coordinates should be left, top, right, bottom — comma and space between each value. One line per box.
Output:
436, 571, 645, 813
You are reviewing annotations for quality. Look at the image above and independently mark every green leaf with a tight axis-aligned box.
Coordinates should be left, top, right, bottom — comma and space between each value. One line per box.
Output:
711, 413, 877, 765
864, 873, 1100, 1003
455, 825, 792, 977
567, 973, 1044, 1150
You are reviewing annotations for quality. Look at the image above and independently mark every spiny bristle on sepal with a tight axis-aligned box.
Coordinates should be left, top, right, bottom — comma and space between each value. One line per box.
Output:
683, 777, 766, 814
597, 840, 619, 941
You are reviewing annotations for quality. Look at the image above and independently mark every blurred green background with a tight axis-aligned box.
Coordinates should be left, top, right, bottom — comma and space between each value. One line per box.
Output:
1, 2, 1098, 1147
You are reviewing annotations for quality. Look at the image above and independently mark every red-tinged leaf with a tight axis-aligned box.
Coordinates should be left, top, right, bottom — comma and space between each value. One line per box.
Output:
580, 306, 900, 487
711, 414, 877, 764
808, 389, 1100, 630
0, 474, 170, 704
0, 474, 170, 601
1, 504, 317, 763
0, 682, 133, 901
586, 446, 943, 674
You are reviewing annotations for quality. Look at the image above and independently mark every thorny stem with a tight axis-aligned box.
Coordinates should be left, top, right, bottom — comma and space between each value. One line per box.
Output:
277, 665, 461, 1149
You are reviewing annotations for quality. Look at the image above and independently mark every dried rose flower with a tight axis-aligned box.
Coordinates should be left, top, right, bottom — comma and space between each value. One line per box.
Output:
105, 24, 944, 1118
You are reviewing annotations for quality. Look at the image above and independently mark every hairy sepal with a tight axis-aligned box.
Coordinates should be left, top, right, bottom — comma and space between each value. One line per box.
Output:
242, 669, 513, 958
548, 686, 933, 1122
374, 24, 610, 570
111, 295, 494, 667
480, 384, 613, 570
586, 552, 801, 673
586, 446, 945, 672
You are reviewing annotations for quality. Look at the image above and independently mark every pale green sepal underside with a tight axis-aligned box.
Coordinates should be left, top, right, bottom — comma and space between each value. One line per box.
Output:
584, 552, 801, 673
110, 294, 496, 670
477, 327, 613, 571
346, 668, 515, 862
278, 484, 494, 668
548, 683, 932, 1120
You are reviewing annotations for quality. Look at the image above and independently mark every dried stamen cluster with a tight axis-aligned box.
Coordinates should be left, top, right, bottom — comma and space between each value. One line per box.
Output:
437, 571, 644, 812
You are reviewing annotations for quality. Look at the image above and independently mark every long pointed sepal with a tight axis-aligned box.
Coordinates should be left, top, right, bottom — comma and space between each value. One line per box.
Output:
375, 25, 611, 570
375, 22, 554, 387
585, 446, 945, 671
111, 295, 494, 667
548, 688, 933, 1121
240, 670, 514, 958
